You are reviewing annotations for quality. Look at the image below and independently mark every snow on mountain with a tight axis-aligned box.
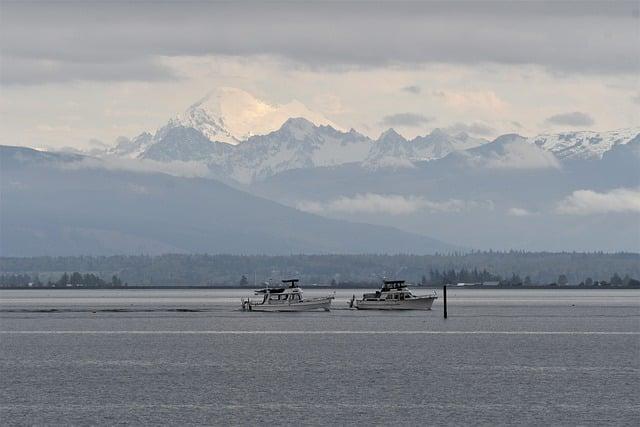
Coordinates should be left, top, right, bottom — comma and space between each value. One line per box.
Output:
465, 134, 561, 170
109, 132, 154, 158
172, 87, 339, 144
527, 128, 640, 160
364, 128, 489, 169
80, 88, 638, 184
141, 126, 232, 163
222, 118, 372, 182
364, 129, 413, 169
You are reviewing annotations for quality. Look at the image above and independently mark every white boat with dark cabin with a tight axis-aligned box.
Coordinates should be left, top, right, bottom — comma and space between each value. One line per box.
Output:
348, 280, 437, 310
241, 279, 334, 312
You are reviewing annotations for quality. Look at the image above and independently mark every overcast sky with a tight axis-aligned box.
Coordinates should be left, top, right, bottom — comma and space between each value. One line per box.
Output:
1, 1, 638, 149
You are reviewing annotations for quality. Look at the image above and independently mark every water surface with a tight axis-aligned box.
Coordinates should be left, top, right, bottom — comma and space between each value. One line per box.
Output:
1, 289, 638, 425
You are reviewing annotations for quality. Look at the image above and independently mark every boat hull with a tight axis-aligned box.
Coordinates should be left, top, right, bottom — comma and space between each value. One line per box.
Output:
242, 297, 333, 312
355, 296, 436, 310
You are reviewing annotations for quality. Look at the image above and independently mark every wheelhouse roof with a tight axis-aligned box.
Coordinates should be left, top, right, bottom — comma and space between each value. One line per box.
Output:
282, 279, 299, 288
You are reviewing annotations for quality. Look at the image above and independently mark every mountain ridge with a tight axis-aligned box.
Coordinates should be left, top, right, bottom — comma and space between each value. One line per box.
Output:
0, 145, 457, 256
65, 90, 639, 183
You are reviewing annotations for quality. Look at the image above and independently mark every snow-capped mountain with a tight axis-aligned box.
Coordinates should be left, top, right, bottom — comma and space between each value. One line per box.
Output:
134, 118, 490, 183
365, 128, 488, 168
109, 132, 154, 158
527, 128, 640, 160
141, 126, 232, 163
224, 118, 372, 182
463, 133, 561, 170
105, 119, 638, 184
169, 87, 339, 145
84, 89, 639, 184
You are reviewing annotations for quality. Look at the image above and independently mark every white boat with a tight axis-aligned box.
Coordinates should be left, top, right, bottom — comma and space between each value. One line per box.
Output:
348, 280, 437, 310
241, 279, 334, 312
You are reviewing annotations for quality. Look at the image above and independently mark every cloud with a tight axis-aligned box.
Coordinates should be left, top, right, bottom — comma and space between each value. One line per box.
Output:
480, 142, 561, 169
401, 85, 421, 94
1, 1, 637, 84
446, 122, 495, 136
1, 56, 177, 86
59, 156, 211, 179
432, 90, 507, 112
545, 111, 595, 127
507, 207, 534, 217
380, 113, 432, 128
297, 193, 488, 215
556, 188, 640, 215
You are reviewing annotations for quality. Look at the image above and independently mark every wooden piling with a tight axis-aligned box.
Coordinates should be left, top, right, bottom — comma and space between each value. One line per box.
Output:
443, 285, 447, 319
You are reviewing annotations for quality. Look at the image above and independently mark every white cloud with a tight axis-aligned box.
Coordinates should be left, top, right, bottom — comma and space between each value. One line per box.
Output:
58, 156, 211, 178
507, 207, 534, 217
445, 121, 495, 137
556, 188, 640, 215
483, 142, 561, 170
431, 89, 508, 113
297, 193, 488, 216
363, 157, 416, 171
379, 112, 432, 128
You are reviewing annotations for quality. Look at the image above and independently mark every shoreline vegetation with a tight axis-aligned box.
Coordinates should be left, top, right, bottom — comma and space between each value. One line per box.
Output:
1, 284, 639, 290
1, 252, 639, 289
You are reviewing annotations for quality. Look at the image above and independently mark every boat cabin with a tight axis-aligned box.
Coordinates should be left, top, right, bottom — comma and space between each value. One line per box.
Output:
362, 280, 416, 301
253, 279, 304, 304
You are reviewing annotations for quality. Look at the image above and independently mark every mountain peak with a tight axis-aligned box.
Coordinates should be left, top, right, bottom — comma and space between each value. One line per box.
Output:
171, 87, 339, 145
428, 128, 449, 139
277, 117, 318, 139
492, 133, 526, 146
378, 128, 405, 141
282, 116, 316, 129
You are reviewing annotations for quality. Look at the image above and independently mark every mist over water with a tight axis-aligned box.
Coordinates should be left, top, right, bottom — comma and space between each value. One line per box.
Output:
1, 289, 638, 425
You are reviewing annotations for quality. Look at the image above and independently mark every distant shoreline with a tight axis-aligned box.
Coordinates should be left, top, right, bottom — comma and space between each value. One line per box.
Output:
1, 285, 638, 290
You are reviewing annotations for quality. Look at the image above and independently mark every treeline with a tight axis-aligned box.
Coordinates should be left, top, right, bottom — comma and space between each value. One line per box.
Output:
426, 268, 501, 286
0, 252, 638, 287
0, 272, 125, 288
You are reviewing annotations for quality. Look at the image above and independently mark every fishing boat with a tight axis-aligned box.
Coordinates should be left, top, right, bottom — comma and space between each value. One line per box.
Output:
348, 280, 437, 310
241, 279, 334, 312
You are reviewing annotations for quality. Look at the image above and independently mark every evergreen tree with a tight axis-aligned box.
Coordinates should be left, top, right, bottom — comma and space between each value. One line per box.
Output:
57, 272, 70, 287
610, 273, 623, 286
70, 272, 83, 285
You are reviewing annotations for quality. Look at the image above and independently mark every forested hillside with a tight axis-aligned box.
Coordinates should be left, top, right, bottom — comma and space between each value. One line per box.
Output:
1, 252, 638, 287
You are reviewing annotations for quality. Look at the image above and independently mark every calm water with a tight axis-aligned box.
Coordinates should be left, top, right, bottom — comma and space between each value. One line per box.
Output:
1, 289, 638, 425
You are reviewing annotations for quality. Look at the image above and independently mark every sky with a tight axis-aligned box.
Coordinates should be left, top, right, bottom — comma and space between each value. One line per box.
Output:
1, 1, 639, 150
